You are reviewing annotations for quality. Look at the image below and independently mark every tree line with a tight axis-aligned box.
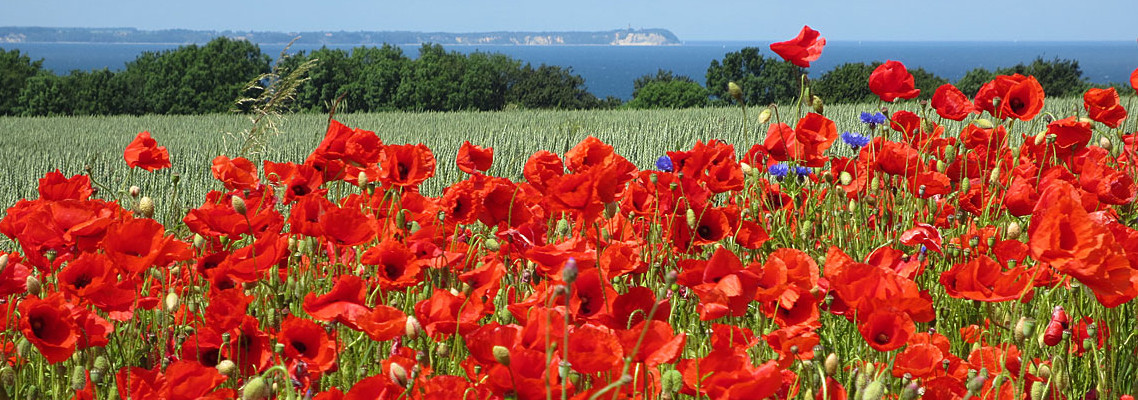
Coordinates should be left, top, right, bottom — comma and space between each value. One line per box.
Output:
0, 38, 1121, 116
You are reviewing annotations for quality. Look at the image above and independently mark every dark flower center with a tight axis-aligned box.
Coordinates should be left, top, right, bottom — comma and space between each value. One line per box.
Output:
397, 163, 409, 179
292, 340, 308, 355
697, 225, 713, 240
72, 274, 92, 289
875, 332, 890, 344
1009, 97, 1026, 114
31, 318, 45, 338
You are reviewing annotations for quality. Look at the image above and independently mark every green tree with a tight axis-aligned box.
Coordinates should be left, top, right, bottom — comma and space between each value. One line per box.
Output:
706, 47, 804, 106
626, 80, 707, 109
15, 72, 69, 116
395, 44, 469, 111
0, 48, 44, 115
955, 67, 995, 96
508, 64, 600, 109
632, 69, 696, 99
117, 37, 271, 114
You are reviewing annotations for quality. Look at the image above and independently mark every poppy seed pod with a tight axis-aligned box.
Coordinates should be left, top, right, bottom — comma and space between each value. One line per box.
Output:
216, 359, 237, 377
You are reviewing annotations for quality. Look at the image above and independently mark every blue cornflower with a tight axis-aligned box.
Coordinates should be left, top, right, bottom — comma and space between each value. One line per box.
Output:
795, 166, 812, 176
768, 163, 790, 178
656, 155, 674, 172
860, 112, 886, 125
841, 131, 871, 150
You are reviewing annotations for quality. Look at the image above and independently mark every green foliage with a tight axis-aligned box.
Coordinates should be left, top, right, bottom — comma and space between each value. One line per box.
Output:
812, 62, 947, 103
955, 67, 996, 96
0, 48, 44, 115
508, 63, 603, 110
705, 47, 804, 106
632, 69, 697, 99
626, 80, 708, 109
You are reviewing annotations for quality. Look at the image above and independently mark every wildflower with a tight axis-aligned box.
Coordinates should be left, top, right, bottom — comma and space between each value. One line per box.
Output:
869, 60, 921, 102
860, 112, 886, 129
795, 166, 812, 176
769, 25, 826, 68
841, 131, 870, 150
655, 155, 674, 172
768, 163, 790, 178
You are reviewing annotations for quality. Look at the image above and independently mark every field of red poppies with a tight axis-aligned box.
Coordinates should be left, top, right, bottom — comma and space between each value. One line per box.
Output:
2, 26, 1138, 400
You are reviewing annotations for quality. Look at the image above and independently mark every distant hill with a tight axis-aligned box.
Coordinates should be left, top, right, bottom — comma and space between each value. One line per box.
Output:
0, 27, 681, 46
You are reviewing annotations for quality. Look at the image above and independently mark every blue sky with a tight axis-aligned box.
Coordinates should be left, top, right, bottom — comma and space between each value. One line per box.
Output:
2, 0, 1135, 41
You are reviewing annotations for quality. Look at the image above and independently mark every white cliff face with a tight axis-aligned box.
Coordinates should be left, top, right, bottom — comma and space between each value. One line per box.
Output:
610, 32, 672, 46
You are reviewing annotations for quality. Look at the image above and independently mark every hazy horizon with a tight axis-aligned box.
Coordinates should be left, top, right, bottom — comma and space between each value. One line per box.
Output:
2, 0, 1136, 42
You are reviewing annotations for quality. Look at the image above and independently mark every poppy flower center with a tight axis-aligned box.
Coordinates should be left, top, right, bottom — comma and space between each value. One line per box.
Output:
697, 225, 713, 240
292, 340, 308, 355
384, 263, 402, 279
1009, 97, 1026, 114
397, 163, 409, 179
30, 318, 45, 338
875, 332, 890, 344
72, 274, 92, 289
291, 185, 310, 197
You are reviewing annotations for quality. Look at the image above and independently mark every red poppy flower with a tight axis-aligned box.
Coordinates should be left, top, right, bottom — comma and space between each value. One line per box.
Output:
354, 304, 407, 342
975, 74, 1045, 120
102, 217, 193, 274
899, 222, 943, 254
765, 324, 819, 368
566, 323, 622, 374
319, 204, 375, 247
456, 140, 494, 174
939, 254, 1031, 302
522, 150, 564, 191
379, 143, 436, 188
204, 288, 251, 334
769, 25, 826, 68
36, 170, 94, 201
857, 307, 914, 352
123, 131, 171, 171
210, 155, 258, 191
1131, 67, 1138, 95
19, 294, 78, 364
868, 61, 920, 102
57, 252, 135, 313
361, 239, 423, 291
302, 275, 370, 328
278, 315, 338, 375
414, 289, 486, 339
1029, 181, 1138, 307
763, 113, 838, 167
263, 161, 324, 204
931, 83, 976, 121
1084, 87, 1128, 128
306, 119, 382, 182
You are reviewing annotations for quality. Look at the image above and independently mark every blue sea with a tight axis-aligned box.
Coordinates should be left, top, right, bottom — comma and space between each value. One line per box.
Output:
5, 41, 1137, 100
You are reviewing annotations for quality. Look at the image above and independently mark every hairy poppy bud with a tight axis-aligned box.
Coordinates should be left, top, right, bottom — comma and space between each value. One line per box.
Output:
862, 380, 886, 400
685, 208, 697, 229
129, 186, 140, 197
1006, 221, 1022, 239
26, 276, 41, 296
483, 238, 500, 252
870, 176, 881, 191
0, 254, 7, 274
740, 162, 753, 175
1099, 137, 1113, 151
839, 171, 853, 186
1030, 379, 1048, 400
164, 292, 179, 313
241, 376, 271, 400
492, 345, 511, 366
758, 108, 772, 124
728, 81, 744, 104
0, 367, 13, 387
959, 178, 971, 194
231, 196, 247, 216
604, 202, 618, 219
974, 119, 994, 129
405, 316, 423, 339
216, 359, 237, 377
69, 366, 86, 390
824, 353, 839, 376
562, 258, 579, 284
900, 382, 922, 400
1014, 317, 1035, 344
389, 363, 409, 387
1051, 356, 1069, 391
812, 95, 824, 114
1034, 131, 1047, 146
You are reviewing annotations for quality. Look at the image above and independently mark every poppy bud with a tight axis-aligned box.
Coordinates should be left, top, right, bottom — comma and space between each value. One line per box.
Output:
959, 178, 971, 194
943, 145, 957, 164
129, 185, 140, 197
395, 209, 407, 230
740, 162, 752, 176
1014, 317, 1035, 344
69, 366, 86, 390
728, 81, 744, 104
357, 171, 369, 187
1034, 131, 1047, 146
492, 345, 511, 366
409, 221, 421, 234
26, 276, 41, 296
1099, 137, 1113, 151
974, 119, 994, 129
870, 176, 881, 191
241, 376, 272, 400
1051, 356, 1069, 391
389, 363, 409, 387
966, 368, 988, 393
936, 160, 947, 173
231, 196, 247, 216
1006, 221, 1022, 239
848, 199, 858, 213
862, 381, 886, 400
1043, 320, 1064, 346
604, 202, 618, 219
0, 254, 7, 274
164, 292, 179, 313
812, 95, 824, 114
824, 353, 839, 376
562, 258, 579, 284
987, 168, 1001, 187
556, 218, 571, 237
0, 367, 12, 387
483, 238, 500, 252
839, 171, 852, 186
758, 108, 773, 124
216, 359, 237, 377
685, 208, 697, 229
1030, 379, 1048, 400
405, 316, 423, 339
